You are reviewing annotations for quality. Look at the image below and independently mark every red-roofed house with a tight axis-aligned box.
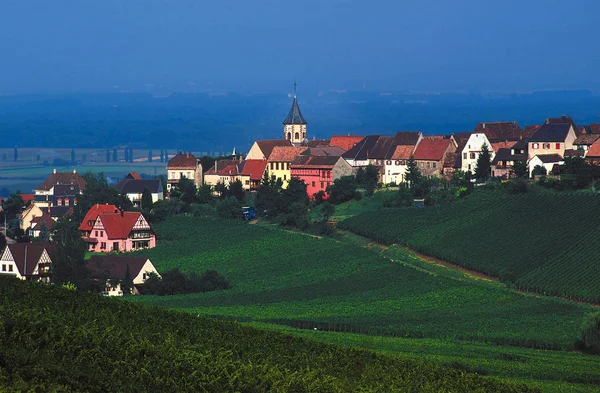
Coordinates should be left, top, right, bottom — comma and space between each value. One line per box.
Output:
267, 146, 307, 188
246, 139, 293, 160
203, 159, 244, 190
28, 212, 55, 239
329, 135, 364, 151
0, 243, 53, 282
78, 204, 119, 237
412, 137, 457, 177
239, 159, 268, 190
166, 152, 203, 193
585, 140, 600, 164
291, 156, 352, 199
86, 210, 155, 253
33, 169, 86, 208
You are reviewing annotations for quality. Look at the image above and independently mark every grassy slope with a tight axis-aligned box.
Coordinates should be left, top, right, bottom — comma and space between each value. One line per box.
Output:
128, 215, 600, 391
338, 189, 600, 303
2, 277, 536, 393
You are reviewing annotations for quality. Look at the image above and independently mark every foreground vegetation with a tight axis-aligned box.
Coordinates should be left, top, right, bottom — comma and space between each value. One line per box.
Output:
339, 189, 600, 303
0, 277, 536, 393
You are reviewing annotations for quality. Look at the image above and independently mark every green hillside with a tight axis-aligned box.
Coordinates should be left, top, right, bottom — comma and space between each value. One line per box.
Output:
126, 215, 600, 391
339, 190, 600, 303
0, 277, 534, 393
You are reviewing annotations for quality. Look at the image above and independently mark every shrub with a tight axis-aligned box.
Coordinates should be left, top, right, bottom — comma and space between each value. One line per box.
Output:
216, 196, 241, 219
140, 268, 230, 295
580, 312, 600, 354
353, 191, 363, 201
506, 179, 529, 194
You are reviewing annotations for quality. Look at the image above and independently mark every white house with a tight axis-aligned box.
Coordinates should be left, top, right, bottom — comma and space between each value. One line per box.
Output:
0, 243, 53, 282
528, 154, 563, 177
460, 133, 494, 173
87, 255, 161, 296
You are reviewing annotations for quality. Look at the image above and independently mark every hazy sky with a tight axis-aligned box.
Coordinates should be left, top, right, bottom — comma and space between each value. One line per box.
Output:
1, 0, 599, 94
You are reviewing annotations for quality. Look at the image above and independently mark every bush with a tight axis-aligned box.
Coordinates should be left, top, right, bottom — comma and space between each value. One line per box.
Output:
216, 196, 241, 219
353, 190, 363, 201
140, 268, 230, 295
506, 179, 529, 194
327, 176, 358, 204
580, 312, 600, 354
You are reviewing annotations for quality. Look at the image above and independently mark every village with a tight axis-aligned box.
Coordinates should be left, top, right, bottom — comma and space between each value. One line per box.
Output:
1, 91, 600, 297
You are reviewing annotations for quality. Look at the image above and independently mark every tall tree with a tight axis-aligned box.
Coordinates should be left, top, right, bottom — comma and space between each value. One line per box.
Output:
148, 150, 153, 163
70, 149, 76, 164
112, 148, 118, 162
106, 149, 110, 162
141, 187, 153, 212
405, 155, 422, 188
159, 149, 164, 163
13, 147, 18, 162
51, 216, 89, 288
510, 161, 528, 178
475, 144, 492, 181
363, 164, 379, 196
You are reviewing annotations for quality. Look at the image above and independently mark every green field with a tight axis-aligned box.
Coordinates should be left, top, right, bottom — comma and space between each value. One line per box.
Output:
339, 190, 600, 303
3, 277, 540, 393
127, 215, 600, 392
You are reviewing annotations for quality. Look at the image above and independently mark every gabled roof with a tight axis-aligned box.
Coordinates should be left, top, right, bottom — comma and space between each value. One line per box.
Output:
511, 139, 528, 150
4, 243, 52, 276
564, 149, 585, 157
546, 116, 577, 127
167, 152, 198, 169
36, 171, 87, 192
204, 159, 242, 176
412, 138, 453, 161
240, 160, 268, 181
342, 132, 421, 161
255, 139, 293, 159
125, 171, 142, 180
473, 121, 522, 140
78, 204, 118, 232
391, 131, 421, 146
21, 194, 34, 202
586, 124, 600, 134
114, 179, 163, 194
305, 139, 330, 147
391, 145, 414, 160
528, 123, 574, 143
533, 154, 563, 163
30, 212, 54, 231
302, 146, 345, 157
574, 134, 600, 145
342, 135, 381, 161
329, 135, 364, 151
291, 155, 340, 168
451, 132, 472, 146
585, 140, 600, 158
283, 96, 307, 125
269, 146, 306, 162
98, 211, 145, 240
491, 148, 528, 165
87, 255, 152, 281
49, 206, 73, 219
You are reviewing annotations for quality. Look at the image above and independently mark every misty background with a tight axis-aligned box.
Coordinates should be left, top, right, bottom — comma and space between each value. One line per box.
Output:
1, 0, 599, 152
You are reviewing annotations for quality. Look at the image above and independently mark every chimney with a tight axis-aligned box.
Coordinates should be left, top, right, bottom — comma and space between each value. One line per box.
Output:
53, 169, 57, 174
120, 209, 124, 217
482, 123, 486, 129
73, 169, 77, 174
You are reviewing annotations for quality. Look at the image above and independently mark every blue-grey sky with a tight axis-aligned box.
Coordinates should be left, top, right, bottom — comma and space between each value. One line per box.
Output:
1, 0, 599, 94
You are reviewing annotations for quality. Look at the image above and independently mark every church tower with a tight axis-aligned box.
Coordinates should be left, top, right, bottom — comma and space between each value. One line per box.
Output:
283, 81, 307, 144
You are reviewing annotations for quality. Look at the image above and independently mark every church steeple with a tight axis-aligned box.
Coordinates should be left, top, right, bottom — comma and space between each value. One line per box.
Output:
283, 80, 307, 144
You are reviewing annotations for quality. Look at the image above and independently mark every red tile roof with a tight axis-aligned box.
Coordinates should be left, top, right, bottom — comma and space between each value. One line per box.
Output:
412, 138, 453, 161
473, 121, 522, 140
36, 171, 87, 192
240, 160, 268, 181
255, 139, 293, 159
491, 141, 517, 152
585, 140, 600, 158
79, 204, 119, 232
574, 134, 600, 145
30, 212, 55, 231
291, 155, 339, 169
99, 211, 145, 240
126, 171, 142, 180
586, 124, 600, 134
21, 194, 34, 202
204, 159, 242, 176
329, 135, 364, 151
391, 145, 414, 160
302, 146, 345, 157
523, 125, 541, 138
269, 146, 306, 162
167, 152, 198, 169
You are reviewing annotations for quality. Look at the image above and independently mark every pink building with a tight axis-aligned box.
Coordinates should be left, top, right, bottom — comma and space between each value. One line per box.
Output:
86, 210, 155, 253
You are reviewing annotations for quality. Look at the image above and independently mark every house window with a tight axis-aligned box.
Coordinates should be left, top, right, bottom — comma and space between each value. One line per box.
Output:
113, 242, 119, 252
321, 182, 324, 188
468, 164, 471, 170
533, 143, 539, 149
276, 162, 279, 170
8, 265, 13, 272
245, 180, 250, 185
427, 162, 431, 168
65, 198, 69, 206
386, 160, 391, 165
463, 153, 467, 159
270, 163, 274, 170
470, 153, 475, 159
95, 230, 98, 237
1, 264, 5, 272
312, 181, 315, 187
101, 242, 107, 250
283, 175, 286, 180
556, 143, 561, 149
432, 162, 437, 168
101, 231, 104, 237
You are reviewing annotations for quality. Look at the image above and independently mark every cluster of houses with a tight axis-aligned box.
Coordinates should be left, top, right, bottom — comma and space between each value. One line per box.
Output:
1, 169, 161, 295
172, 93, 600, 199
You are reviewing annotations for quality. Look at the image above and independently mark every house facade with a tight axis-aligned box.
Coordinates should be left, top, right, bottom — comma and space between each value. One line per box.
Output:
246, 139, 293, 160
85, 210, 156, 253
33, 169, 86, 208
114, 177, 164, 206
239, 159, 268, 190
0, 243, 53, 282
203, 159, 245, 190
267, 146, 306, 188
412, 137, 457, 178
19, 203, 45, 231
291, 156, 352, 198
527, 123, 576, 160
528, 154, 563, 177
87, 255, 160, 296
166, 152, 202, 192
460, 133, 494, 173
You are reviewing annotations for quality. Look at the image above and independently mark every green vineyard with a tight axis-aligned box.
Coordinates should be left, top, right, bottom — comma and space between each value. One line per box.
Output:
339, 190, 600, 303
0, 276, 536, 393
131, 216, 593, 350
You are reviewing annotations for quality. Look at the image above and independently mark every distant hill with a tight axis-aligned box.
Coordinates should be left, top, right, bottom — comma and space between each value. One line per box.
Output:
1, 90, 600, 153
